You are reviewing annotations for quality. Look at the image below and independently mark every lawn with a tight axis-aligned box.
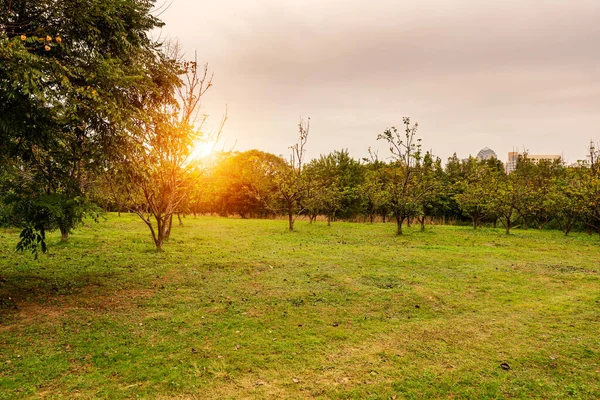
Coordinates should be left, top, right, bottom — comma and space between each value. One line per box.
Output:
1, 214, 599, 399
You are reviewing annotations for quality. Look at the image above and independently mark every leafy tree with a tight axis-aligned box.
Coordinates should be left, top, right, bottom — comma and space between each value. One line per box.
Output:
358, 163, 390, 223
303, 150, 364, 225
373, 117, 432, 235
455, 158, 496, 229
415, 151, 443, 231
1, 0, 178, 253
209, 150, 286, 218
545, 166, 587, 235
488, 169, 520, 235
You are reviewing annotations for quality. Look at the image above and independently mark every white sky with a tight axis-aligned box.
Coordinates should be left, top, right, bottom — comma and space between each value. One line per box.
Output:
155, 0, 600, 164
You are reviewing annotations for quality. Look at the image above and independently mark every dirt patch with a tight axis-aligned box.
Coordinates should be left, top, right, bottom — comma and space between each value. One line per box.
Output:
0, 286, 156, 331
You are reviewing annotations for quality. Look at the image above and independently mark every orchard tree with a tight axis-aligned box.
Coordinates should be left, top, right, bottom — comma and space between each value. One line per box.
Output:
455, 158, 497, 229
119, 58, 226, 251
546, 167, 587, 235
415, 151, 443, 231
1, 0, 178, 253
359, 163, 390, 223
374, 117, 433, 235
274, 118, 310, 231
489, 169, 521, 235
304, 153, 343, 226
209, 150, 286, 218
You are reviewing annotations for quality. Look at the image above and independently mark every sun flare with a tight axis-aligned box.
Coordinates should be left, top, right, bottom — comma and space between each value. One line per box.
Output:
189, 139, 216, 160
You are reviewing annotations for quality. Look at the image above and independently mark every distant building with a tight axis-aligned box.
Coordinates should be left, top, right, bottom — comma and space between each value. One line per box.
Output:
476, 147, 497, 161
506, 152, 561, 173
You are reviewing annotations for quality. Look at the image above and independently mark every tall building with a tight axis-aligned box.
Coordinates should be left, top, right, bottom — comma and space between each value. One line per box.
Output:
506, 152, 561, 173
476, 147, 498, 161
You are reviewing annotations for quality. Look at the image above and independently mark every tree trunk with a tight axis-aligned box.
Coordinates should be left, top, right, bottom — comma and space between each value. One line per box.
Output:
147, 216, 164, 252
164, 214, 173, 239
60, 227, 69, 242
327, 214, 331, 226
396, 214, 404, 235
564, 216, 573, 236
420, 216, 425, 232
472, 217, 478, 229
155, 233, 164, 252
505, 217, 511, 235
288, 208, 294, 231
177, 213, 184, 226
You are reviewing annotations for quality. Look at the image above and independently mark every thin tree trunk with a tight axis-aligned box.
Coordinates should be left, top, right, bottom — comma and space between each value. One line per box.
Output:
164, 214, 173, 239
177, 213, 184, 226
420, 216, 425, 232
288, 207, 294, 231
396, 214, 404, 235
60, 227, 69, 242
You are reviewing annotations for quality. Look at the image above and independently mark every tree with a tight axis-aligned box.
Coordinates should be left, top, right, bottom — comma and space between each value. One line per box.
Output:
208, 150, 286, 218
455, 158, 497, 229
1, 0, 179, 253
274, 118, 310, 231
303, 150, 364, 225
489, 169, 520, 235
359, 164, 390, 223
117, 58, 225, 251
415, 151, 443, 231
374, 117, 432, 235
544, 165, 588, 236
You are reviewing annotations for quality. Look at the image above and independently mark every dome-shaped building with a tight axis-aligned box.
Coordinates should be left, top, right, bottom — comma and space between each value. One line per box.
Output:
476, 147, 497, 161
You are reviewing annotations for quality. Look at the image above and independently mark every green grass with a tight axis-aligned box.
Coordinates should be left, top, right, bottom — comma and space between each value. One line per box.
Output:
1, 214, 599, 399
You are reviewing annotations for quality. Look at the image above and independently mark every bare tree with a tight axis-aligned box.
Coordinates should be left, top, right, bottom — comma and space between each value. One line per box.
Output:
274, 118, 310, 231
117, 53, 226, 251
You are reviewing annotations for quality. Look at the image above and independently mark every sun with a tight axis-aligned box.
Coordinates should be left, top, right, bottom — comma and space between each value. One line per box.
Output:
189, 139, 216, 160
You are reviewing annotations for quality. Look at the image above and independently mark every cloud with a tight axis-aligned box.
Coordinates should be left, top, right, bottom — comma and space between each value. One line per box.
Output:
161, 0, 600, 162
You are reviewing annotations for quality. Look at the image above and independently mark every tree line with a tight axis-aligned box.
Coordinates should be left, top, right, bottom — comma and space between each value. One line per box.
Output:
91, 118, 600, 243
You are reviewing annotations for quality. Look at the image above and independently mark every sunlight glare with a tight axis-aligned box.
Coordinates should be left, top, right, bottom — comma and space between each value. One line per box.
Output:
189, 139, 216, 160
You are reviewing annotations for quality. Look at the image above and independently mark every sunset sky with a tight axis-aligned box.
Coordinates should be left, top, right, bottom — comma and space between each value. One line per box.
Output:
157, 0, 600, 164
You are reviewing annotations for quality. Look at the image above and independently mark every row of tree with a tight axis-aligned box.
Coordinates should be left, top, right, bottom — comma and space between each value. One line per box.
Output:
94, 117, 600, 242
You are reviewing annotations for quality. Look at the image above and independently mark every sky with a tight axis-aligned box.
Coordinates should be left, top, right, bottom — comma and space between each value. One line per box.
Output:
155, 0, 600, 164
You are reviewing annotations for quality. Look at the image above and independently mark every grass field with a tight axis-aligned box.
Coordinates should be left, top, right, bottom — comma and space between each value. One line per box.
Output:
1, 214, 599, 399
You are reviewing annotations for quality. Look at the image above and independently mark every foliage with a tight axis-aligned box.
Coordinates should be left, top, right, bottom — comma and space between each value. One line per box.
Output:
0, 0, 178, 252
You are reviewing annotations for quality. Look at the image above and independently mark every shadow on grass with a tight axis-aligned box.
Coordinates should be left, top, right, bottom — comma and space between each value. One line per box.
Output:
0, 271, 122, 313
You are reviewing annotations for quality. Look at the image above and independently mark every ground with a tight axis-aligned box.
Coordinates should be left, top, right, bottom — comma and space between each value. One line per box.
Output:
1, 214, 599, 399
